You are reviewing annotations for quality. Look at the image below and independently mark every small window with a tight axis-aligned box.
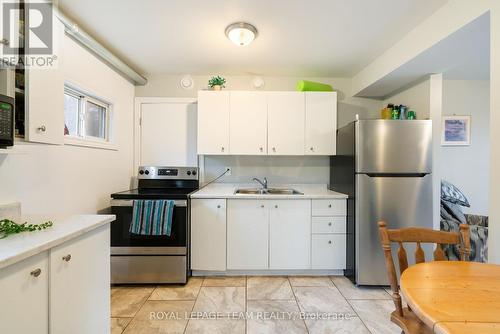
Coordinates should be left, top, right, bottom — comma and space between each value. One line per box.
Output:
64, 86, 110, 142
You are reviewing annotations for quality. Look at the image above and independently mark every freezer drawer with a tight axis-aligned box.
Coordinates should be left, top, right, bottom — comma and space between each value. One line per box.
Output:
356, 120, 432, 174
355, 173, 432, 285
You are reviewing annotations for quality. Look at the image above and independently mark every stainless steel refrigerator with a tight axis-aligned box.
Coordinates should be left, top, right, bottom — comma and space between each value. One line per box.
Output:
330, 120, 432, 286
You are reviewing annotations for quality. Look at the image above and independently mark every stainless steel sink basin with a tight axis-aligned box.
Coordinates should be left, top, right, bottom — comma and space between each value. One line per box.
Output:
234, 188, 267, 194
234, 188, 303, 195
266, 188, 303, 195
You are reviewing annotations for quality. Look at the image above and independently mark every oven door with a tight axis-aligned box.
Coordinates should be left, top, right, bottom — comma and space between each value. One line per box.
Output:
110, 199, 187, 255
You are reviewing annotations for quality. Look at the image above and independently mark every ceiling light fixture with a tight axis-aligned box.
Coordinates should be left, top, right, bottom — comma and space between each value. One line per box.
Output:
225, 22, 258, 46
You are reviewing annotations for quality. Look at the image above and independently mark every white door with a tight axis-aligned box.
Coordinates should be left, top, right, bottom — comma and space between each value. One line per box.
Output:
227, 200, 269, 269
230, 91, 267, 155
269, 200, 311, 269
191, 199, 227, 271
305, 92, 337, 155
0, 251, 49, 334
268, 92, 305, 155
140, 101, 197, 166
50, 225, 110, 334
25, 13, 64, 144
197, 91, 230, 155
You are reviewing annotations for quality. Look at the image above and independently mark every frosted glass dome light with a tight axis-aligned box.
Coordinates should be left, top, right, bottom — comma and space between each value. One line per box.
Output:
225, 22, 258, 46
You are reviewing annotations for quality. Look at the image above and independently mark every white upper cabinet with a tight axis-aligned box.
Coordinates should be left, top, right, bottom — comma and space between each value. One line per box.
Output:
197, 91, 336, 155
230, 91, 267, 155
25, 13, 65, 145
305, 92, 337, 155
197, 91, 230, 154
267, 92, 305, 155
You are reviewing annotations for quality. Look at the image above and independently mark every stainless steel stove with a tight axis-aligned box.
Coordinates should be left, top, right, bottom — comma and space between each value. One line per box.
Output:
110, 166, 199, 284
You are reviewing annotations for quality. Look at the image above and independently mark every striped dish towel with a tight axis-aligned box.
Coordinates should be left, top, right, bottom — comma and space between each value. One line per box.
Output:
130, 200, 174, 236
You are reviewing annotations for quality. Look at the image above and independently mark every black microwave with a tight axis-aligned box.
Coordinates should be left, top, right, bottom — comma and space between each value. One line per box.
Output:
0, 94, 15, 147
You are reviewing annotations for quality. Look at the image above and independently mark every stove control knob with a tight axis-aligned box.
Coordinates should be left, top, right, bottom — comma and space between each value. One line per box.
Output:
145, 170, 150, 175
139, 170, 144, 175
187, 171, 191, 175
192, 170, 197, 176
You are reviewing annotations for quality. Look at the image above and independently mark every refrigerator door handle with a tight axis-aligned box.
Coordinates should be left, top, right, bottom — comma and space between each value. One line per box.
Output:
365, 173, 428, 178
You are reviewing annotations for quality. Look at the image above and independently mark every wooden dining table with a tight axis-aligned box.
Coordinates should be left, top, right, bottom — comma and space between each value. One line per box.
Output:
400, 261, 500, 334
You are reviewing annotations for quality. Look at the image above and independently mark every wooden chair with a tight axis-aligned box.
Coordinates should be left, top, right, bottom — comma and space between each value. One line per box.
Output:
378, 221, 471, 334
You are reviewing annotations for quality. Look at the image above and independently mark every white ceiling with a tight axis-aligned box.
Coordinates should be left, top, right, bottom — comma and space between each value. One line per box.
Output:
58, 0, 447, 77
355, 12, 490, 99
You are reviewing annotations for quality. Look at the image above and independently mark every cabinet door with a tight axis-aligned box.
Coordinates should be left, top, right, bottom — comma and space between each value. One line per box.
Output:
305, 92, 337, 155
227, 200, 269, 269
25, 13, 64, 144
191, 199, 227, 271
230, 91, 267, 155
0, 251, 49, 334
50, 225, 110, 334
269, 200, 311, 269
312, 234, 346, 269
267, 92, 305, 155
197, 91, 230, 155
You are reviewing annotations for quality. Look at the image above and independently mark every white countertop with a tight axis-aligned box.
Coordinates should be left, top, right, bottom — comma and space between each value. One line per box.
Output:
0, 214, 115, 269
190, 183, 348, 199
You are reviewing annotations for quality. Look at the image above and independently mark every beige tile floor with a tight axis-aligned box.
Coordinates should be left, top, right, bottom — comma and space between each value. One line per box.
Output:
111, 276, 401, 334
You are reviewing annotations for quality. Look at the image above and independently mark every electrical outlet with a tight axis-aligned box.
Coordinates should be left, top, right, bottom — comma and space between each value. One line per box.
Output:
225, 167, 232, 176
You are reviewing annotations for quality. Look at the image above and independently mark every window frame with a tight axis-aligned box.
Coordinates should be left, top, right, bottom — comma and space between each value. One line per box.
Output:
63, 84, 116, 150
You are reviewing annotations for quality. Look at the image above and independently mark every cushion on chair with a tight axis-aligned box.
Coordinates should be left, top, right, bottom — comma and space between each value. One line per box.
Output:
441, 180, 470, 207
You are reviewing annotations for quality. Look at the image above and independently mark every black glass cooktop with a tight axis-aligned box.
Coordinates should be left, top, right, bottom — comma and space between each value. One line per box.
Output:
111, 188, 199, 200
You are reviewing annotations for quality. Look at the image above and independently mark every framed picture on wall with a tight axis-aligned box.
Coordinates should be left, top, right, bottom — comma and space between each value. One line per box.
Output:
441, 115, 471, 146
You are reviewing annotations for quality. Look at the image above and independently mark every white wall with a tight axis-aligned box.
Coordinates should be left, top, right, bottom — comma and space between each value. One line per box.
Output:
441, 80, 490, 215
383, 79, 431, 119
136, 74, 382, 184
0, 35, 135, 215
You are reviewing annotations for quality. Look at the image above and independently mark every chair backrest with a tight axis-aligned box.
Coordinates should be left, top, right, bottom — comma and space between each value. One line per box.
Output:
378, 221, 470, 317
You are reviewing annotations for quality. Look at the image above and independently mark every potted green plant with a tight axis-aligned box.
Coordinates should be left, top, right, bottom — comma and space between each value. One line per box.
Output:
208, 76, 226, 91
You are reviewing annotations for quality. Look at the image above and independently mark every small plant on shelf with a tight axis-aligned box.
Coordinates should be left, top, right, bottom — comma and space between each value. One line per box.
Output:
208, 76, 226, 90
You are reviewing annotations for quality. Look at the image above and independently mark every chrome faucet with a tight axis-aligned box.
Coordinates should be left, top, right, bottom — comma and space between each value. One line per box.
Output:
252, 177, 268, 190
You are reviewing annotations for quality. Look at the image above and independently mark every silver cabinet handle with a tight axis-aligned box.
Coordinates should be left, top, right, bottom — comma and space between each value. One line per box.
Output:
328, 222, 332, 226
221, 147, 225, 152
328, 204, 332, 208
274, 205, 278, 208
272, 147, 276, 152
217, 205, 221, 209
310, 147, 314, 151
328, 240, 332, 244
259, 147, 263, 152
37, 125, 47, 132
260, 205, 264, 208
62, 254, 72, 262
30, 268, 42, 277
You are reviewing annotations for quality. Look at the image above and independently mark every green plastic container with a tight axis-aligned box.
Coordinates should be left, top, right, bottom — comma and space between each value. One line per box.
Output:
296, 80, 333, 92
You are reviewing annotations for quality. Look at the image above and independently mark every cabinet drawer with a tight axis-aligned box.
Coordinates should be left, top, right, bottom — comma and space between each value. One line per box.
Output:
312, 199, 346, 216
311, 234, 346, 269
312, 216, 346, 234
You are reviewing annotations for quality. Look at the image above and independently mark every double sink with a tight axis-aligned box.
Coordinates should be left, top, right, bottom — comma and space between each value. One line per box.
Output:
234, 188, 303, 195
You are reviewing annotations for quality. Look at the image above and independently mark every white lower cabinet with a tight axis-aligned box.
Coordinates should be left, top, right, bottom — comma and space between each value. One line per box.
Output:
311, 234, 346, 269
0, 225, 110, 334
191, 199, 227, 271
227, 200, 269, 270
269, 200, 311, 269
50, 225, 110, 334
191, 198, 347, 272
0, 251, 49, 334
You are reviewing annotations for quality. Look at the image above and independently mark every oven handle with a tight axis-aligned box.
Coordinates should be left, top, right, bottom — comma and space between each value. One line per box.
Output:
110, 199, 187, 207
